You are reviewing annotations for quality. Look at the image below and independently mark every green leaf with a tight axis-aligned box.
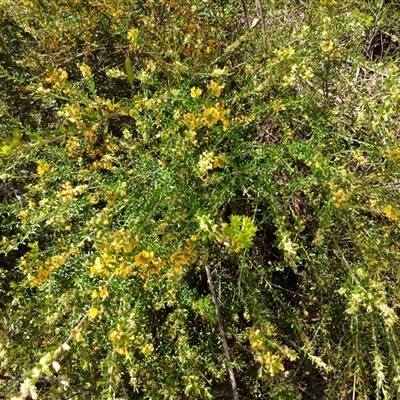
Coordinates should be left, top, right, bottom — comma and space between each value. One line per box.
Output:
230, 215, 241, 230
0, 144, 12, 156
125, 57, 134, 85
22, 370, 33, 378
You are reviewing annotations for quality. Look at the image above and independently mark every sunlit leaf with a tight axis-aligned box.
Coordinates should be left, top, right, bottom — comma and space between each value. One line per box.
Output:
125, 57, 134, 85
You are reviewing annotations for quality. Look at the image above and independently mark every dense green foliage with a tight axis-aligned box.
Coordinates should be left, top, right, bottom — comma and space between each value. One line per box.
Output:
1, 0, 400, 398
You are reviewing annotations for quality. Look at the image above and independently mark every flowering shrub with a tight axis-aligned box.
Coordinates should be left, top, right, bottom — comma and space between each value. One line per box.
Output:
1, 0, 400, 399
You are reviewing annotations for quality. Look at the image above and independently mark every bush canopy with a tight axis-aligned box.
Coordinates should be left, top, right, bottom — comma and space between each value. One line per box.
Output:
1, 0, 400, 399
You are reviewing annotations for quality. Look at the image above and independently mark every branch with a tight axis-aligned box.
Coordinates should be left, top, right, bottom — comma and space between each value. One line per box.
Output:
205, 264, 239, 400
241, 0, 250, 29
255, 0, 267, 52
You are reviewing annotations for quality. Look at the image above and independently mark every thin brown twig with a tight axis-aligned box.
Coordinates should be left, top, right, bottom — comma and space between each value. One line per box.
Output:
205, 264, 239, 400
241, 0, 250, 29
255, 0, 266, 52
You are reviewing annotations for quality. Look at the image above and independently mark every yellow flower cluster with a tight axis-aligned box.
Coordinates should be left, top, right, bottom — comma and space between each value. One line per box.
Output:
45, 68, 68, 90
66, 135, 81, 157
384, 204, 398, 221
88, 307, 99, 320
141, 343, 154, 357
19, 209, 29, 226
56, 181, 88, 206
109, 321, 155, 358
207, 80, 225, 98
115, 261, 132, 278
319, 17, 340, 57
320, 40, 335, 54
27, 266, 54, 287
77, 62, 92, 79
248, 328, 285, 378
134, 250, 155, 266
332, 189, 348, 208
134, 250, 163, 280
344, 279, 398, 327
92, 287, 109, 299
22, 253, 68, 287
183, 104, 229, 130
168, 236, 197, 278
202, 107, 220, 125
106, 68, 126, 79
197, 150, 217, 176
90, 253, 116, 277
388, 148, 400, 160
272, 99, 286, 113
183, 112, 202, 129
127, 28, 140, 44
89, 228, 141, 279
210, 105, 229, 127
91, 154, 113, 171
57, 103, 82, 123
109, 323, 130, 357
110, 328, 122, 342
190, 87, 202, 98
273, 46, 295, 63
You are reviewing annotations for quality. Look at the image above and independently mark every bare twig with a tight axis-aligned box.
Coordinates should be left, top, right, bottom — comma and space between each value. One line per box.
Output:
255, 0, 266, 52
205, 264, 239, 400
241, 0, 250, 29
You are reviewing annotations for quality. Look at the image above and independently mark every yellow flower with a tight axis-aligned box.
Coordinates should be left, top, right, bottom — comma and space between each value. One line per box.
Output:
272, 99, 286, 113
45, 68, 68, 84
282, 74, 296, 86
106, 68, 125, 79
77, 63, 92, 79
19, 209, 29, 219
320, 40, 334, 54
302, 67, 314, 80
197, 150, 215, 175
190, 87, 202, 98
116, 347, 128, 356
208, 81, 218, 91
388, 149, 400, 160
134, 250, 155, 267
263, 352, 285, 376
88, 307, 99, 319
183, 112, 201, 129
127, 28, 140, 44
274, 46, 295, 62
90, 257, 104, 276
110, 330, 121, 342
99, 288, 109, 299
115, 265, 132, 277
141, 343, 154, 357
105, 99, 120, 111
37, 161, 51, 177
384, 204, 398, 221
202, 107, 220, 125
333, 189, 348, 208
207, 80, 225, 98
